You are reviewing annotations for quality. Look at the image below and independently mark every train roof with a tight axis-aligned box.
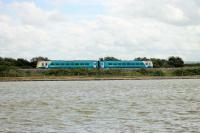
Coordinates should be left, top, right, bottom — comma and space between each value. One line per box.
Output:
51, 60, 97, 62
48, 60, 152, 62
100, 60, 149, 62
46, 60, 152, 62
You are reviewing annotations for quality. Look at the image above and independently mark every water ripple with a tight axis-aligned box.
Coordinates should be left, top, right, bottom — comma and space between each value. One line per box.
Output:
0, 79, 200, 132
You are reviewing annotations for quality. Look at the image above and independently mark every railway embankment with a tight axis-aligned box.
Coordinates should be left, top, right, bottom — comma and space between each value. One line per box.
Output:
0, 67, 200, 81
1, 76, 200, 82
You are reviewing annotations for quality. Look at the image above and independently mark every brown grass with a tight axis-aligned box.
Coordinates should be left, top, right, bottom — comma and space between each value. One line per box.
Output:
1, 75, 200, 82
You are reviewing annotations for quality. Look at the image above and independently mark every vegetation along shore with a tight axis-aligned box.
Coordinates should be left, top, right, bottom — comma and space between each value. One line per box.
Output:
0, 56, 200, 81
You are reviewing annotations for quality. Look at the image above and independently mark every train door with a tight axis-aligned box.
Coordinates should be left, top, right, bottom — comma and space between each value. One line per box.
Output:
100, 62, 104, 68
93, 62, 97, 68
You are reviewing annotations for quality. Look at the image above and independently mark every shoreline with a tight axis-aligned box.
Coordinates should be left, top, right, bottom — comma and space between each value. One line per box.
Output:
1, 76, 200, 82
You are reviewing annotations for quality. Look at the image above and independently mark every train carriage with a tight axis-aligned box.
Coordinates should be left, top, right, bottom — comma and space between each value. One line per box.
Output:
37, 60, 153, 69
100, 61, 153, 68
37, 60, 98, 69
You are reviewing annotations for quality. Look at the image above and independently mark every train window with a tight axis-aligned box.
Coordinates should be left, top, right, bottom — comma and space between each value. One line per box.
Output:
85, 63, 89, 65
75, 63, 79, 65
109, 63, 112, 65
51, 63, 55, 65
122, 63, 126, 65
118, 63, 121, 65
136, 63, 139, 65
113, 63, 117, 65
65, 63, 69, 65
80, 63, 84, 65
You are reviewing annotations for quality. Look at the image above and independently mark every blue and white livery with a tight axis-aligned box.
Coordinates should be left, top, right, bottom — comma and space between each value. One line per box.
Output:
37, 60, 153, 69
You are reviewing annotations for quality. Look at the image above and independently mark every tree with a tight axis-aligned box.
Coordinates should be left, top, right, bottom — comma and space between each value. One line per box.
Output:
101, 56, 120, 61
99, 58, 104, 61
0, 57, 17, 66
134, 57, 150, 61
168, 56, 184, 67
0, 57, 34, 69
150, 58, 169, 68
16, 58, 32, 68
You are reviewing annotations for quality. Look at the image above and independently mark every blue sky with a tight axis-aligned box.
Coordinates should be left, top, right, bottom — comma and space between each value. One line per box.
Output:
1, 0, 105, 19
0, 0, 200, 61
59, 4, 104, 19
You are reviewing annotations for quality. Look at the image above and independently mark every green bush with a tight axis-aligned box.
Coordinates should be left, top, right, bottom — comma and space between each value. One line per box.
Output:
137, 69, 148, 75
173, 68, 200, 76
148, 70, 165, 76
136, 69, 165, 76
0, 65, 28, 77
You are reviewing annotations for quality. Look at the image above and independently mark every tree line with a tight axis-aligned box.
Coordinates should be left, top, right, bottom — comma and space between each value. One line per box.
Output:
0, 56, 185, 69
134, 56, 184, 68
0, 56, 49, 69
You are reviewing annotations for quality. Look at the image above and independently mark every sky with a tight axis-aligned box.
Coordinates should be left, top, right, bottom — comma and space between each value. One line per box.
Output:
0, 0, 200, 61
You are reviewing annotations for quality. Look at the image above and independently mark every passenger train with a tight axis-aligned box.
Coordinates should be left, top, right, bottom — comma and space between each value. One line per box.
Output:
37, 60, 153, 69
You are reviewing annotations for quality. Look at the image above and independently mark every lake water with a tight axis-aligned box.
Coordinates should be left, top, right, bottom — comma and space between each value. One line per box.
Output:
0, 79, 200, 133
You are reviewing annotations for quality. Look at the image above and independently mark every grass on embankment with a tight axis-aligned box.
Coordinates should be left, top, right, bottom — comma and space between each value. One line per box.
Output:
1, 76, 200, 81
1, 67, 200, 81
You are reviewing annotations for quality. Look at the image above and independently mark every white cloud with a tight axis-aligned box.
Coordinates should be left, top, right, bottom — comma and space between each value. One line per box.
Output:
0, 0, 200, 61
10, 2, 67, 26
103, 0, 200, 26
48, 0, 102, 5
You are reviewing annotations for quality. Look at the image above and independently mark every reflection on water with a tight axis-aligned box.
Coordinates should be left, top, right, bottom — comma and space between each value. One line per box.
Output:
0, 79, 200, 132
